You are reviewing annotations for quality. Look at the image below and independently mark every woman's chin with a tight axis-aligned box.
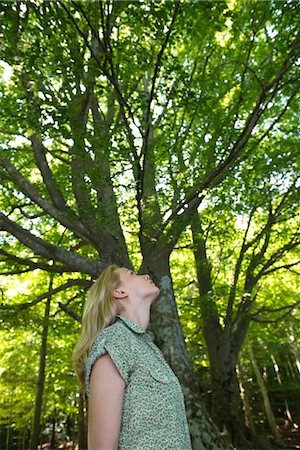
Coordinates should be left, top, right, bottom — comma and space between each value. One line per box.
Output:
151, 287, 161, 303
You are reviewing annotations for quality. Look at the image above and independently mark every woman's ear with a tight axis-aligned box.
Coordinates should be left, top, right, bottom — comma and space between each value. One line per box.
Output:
113, 288, 128, 299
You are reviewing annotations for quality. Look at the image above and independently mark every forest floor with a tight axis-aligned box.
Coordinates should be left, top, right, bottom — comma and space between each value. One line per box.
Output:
279, 425, 300, 449
37, 432, 300, 450
36, 426, 300, 450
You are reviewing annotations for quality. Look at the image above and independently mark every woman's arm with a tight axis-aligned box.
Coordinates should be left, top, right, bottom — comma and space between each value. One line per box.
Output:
88, 354, 126, 450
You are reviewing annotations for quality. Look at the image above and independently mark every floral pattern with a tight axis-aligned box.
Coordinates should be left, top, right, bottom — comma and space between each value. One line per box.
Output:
85, 315, 192, 450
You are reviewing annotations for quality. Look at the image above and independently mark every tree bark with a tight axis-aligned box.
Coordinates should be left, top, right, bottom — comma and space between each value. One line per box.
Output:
29, 290, 52, 449
78, 393, 87, 450
191, 213, 253, 448
247, 340, 281, 440
5, 424, 10, 450
50, 414, 56, 449
237, 360, 256, 435
288, 323, 300, 376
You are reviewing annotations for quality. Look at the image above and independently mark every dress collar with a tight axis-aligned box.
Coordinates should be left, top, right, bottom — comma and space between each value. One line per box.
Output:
116, 315, 145, 334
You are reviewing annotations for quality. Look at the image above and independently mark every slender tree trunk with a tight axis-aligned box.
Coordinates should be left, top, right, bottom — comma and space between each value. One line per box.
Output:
247, 340, 281, 440
237, 360, 256, 434
5, 424, 10, 450
5, 390, 13, 450
21, 427, 26, 450
288, 323, 300, 375
270, 353, 295, 427
66, 414, 72, 442
78, 393, 87, 450
18, 431, 22, 450
50, 413, 56, 448
29, 277, 52, 450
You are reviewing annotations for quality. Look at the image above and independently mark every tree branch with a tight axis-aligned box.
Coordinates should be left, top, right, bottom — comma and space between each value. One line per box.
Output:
1, 279, 91, 311
0, 249, 74, 274
225, 207, 255, 324
0, 152, 93, 243
0, 212, 104, 276
29, 132, 70, 211
20, 71, 71, 213
156, 30, 300, 240
256, 236, 300, 280
58, 0, 140, 135
250, 299, 300, 323
248, 90, 298, 150
138, 1, 180, 224
144, 0, 180, 134
261, 259, 300, 277
58, 302, 82, 322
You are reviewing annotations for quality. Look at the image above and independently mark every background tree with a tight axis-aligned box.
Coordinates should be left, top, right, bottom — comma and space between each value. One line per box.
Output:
0, 1, 299, 448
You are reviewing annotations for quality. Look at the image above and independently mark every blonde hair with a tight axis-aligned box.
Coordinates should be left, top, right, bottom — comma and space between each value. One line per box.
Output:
73, 264, 121, 393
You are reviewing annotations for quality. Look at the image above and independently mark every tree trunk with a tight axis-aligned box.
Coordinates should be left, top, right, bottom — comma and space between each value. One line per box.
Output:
50, 413, 56, 448
5, 424, 10, 450
270, 353, 295, 427
237, 360, 256, 434
78, 393, 87, 450
209, 341, 253, 447
141, 252, 231, 450
247, 340, 281, 440
191, 213, 253, 448
29, 292, 51, 450
288, 323, 300, 375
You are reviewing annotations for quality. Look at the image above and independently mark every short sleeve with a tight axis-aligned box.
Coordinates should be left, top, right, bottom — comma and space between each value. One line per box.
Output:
85, 330, 132, 396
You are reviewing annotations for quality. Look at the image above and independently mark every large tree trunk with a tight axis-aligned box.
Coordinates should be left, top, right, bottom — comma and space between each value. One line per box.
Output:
140, 252, 231, 450
191, 214, 253, 448
208, 338, 252, 447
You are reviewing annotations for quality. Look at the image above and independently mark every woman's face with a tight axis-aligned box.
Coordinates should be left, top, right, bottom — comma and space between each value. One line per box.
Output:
116, 268, 160, 302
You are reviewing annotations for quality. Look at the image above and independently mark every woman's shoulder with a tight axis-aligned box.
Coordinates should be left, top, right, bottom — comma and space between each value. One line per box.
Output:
93, 318, 132, 347
85, 318, 135, 393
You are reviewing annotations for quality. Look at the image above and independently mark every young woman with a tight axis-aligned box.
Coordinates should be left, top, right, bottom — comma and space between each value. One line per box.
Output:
73, 265, 192, 450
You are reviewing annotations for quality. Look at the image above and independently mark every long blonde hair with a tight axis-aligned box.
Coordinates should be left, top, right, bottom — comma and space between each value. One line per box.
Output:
73, 264, 121, 393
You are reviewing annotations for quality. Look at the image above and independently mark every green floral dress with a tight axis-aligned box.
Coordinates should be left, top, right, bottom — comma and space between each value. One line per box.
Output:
85, 315, 192, 450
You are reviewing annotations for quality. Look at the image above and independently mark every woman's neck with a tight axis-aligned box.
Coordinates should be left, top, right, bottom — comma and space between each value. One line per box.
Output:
120, 308, 150, 331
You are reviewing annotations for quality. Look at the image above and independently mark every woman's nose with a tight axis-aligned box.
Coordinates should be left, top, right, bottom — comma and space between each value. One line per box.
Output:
143, 274, 150, 280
